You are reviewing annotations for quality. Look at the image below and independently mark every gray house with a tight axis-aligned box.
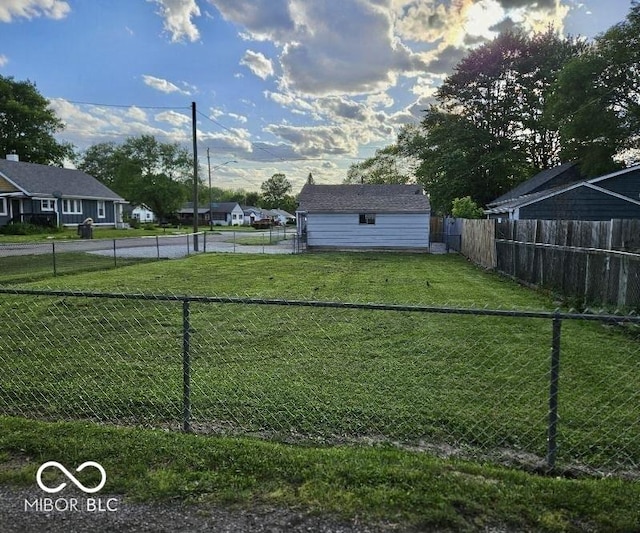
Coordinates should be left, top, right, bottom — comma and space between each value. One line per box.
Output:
296, 184, 431, 250
485, 163, 640, 221
0, 155, 125, 228
179, 202, 244, 226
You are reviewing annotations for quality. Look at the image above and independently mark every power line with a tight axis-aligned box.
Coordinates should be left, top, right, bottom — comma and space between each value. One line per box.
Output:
55, 99, 190, 111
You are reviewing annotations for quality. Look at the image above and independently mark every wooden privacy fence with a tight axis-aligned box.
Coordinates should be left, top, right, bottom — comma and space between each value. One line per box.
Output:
460, 218, 640, 309
460, 219, 497, 269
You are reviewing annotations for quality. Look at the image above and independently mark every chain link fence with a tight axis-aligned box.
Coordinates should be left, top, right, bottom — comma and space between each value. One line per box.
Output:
0, 230, 299, 284
0, 288, 638, 478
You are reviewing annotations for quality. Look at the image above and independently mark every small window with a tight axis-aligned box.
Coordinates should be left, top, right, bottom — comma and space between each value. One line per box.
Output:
359, 213, 375, 225
41, 199, 55, 212
62, 199, 82, 214
97, 201, 106, 219
0, 198, 7, 216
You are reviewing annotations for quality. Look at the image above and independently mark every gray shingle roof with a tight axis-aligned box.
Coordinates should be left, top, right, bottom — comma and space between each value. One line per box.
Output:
179, 202, 240, 214
0, 159, 124, 200
297, 184, 430, 213
488, 162, 580, 207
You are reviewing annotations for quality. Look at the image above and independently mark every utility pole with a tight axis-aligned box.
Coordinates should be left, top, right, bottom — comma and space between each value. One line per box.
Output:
191, 101, 199, 251
207, 147, 212, 230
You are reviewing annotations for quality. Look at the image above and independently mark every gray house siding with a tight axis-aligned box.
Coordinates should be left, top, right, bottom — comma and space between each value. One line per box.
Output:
519, 187, 640, 220
306, 213, 430, 249
0, 198, 120, 226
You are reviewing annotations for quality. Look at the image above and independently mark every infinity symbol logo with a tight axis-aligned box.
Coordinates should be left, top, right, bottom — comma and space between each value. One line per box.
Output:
36, 461, 107, 494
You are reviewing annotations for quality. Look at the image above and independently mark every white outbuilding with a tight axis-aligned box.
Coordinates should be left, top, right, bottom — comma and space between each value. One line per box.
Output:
296, 184, 430, 251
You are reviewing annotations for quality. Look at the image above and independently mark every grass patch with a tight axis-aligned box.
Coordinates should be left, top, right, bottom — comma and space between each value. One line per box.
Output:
0, 252, 153, 284
17, 252, 553, 307
1, 417, 638, 531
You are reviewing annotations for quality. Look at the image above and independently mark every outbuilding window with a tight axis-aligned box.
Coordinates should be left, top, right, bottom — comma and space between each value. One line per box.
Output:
97, 201, 106, 219
359, 213, 376, 225
0, 198, 6, 216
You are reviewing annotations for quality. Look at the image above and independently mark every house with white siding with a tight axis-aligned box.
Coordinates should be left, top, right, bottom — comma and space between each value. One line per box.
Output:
296, 184, 430, 250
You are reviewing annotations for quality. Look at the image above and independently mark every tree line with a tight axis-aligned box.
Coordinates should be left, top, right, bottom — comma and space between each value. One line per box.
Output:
347, 2, 640, 215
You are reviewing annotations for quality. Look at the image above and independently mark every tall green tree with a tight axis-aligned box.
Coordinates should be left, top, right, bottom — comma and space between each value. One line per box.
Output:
137, 173, 187, 222
78, 135, 192, 219
0, 75, 73, 165
549, 2, 640, 175
415, 29, 585, 213
346, 125, 420, 185
260, 173, 292, 208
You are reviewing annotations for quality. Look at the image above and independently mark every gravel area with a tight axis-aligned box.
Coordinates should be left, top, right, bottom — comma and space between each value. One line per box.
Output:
0, 485, 407, 533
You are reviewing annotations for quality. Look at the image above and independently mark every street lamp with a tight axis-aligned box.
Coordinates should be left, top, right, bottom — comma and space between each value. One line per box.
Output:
207, 150, 237, 229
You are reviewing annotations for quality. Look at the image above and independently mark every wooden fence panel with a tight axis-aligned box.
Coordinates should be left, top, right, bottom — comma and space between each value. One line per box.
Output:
460, 219, 496, 269
461, 219, 640, 309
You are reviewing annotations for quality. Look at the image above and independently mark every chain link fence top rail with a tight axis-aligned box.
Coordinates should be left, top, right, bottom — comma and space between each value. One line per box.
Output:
0, 288, 638, 479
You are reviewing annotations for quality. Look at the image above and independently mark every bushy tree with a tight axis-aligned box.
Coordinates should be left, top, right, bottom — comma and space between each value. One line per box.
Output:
414, 29, 585, 212
260, 173, 292, 208
451, 196, 485, 219
0, 75, 73, 165
549, 2, 640, 174
78, 135, 192, 219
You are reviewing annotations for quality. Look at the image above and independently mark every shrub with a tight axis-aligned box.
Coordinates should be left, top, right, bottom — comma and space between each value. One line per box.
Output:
0, 222, 41, 235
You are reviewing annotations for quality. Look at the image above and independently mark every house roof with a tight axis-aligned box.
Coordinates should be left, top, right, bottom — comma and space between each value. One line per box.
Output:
484, 164, 640, 215
0, 158, 124, 201
297, 184, 430, 213
179, 202, 240, 214
269, 208, 295, 218
488, 162, 580, 207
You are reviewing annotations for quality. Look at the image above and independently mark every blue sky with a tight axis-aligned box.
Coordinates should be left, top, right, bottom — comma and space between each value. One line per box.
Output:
0, 0, 633, 193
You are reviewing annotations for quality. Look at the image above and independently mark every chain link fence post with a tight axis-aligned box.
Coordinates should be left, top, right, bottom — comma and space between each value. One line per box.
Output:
52, 241, 57, 276
546, 312, 562, 470
182, 298, 191, 433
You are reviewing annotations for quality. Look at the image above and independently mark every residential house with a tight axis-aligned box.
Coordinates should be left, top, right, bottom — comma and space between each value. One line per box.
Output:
0, 154, 125, 228
485, 163, 640, 221
131, 205, 156, 223
179, 202, 244, 226
268, 208, 296, 225
296, 184, 431, 250
243, 206, 270, 225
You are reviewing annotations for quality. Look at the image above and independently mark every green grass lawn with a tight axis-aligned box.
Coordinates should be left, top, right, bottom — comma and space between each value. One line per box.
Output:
15, 252, 554, 307
0, 252, 638, 531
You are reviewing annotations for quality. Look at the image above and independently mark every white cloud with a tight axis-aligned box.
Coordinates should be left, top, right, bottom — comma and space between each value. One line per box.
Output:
0, 54, 8, 67
213, 0, 426, 96
240, 50, 274, 79
155, 110, 191, 126
126, 106, 148, 122
0, 0, 70, 22
142, 74, 192, 95
149, 0, 201, 42
265, 124, 359, 157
